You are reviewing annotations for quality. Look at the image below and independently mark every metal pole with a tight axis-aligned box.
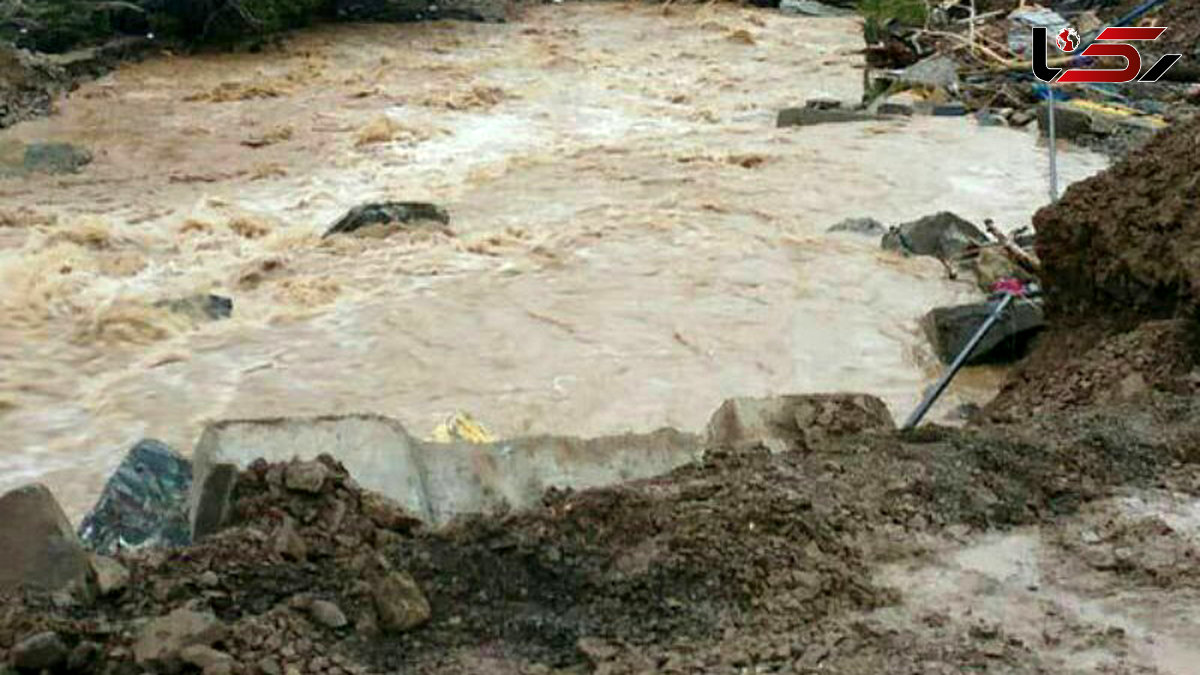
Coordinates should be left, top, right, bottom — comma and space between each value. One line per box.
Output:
902, 293, 1016, 430
1047, 84, 1058, 203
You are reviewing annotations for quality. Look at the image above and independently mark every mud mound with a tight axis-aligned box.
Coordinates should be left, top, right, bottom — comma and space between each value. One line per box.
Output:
1034, 114, 1200, 324
987, 319, 1200, 420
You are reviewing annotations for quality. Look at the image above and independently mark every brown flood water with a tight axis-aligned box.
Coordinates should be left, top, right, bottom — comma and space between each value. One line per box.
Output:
0, 3, 1106, 519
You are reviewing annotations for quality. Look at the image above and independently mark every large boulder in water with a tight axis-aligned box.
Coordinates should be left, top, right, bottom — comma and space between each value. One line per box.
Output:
78, 440, 193, 554
323, 202, 450, 238
882, 211, 989, 259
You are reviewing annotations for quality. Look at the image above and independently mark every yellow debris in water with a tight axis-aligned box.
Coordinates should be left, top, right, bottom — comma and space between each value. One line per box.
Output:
429, 411, 495, 444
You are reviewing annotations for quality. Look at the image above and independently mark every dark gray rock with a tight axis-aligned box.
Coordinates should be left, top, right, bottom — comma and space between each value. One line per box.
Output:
932, 102, 968, 117
154, 294, 232, 322
78, 440, 193, 555
334, 0, 507, 23
11, 631, 67, 671
827, 217, 885, 236
804, 97, 843, 110
323, 202, 451, 238
189, 462, 239, 542
0, 484, 95, 595
881, 211, 989, 260
777, 107, 875, 127
921, 298, 1045, 364
23, 142, 92, 174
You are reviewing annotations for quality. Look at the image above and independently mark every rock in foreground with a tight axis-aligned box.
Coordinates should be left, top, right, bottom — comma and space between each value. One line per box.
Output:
0, 484, 95, 595
78, 439, 192, 554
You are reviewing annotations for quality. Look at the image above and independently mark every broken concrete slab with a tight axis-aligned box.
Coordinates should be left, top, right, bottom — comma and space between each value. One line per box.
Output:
78, 439, 193, 554
707, 394, 894, 453
191, 415, 702, 528
189, 462, 239, 542
921, 299, 1045, 364
0, 484, 96, 595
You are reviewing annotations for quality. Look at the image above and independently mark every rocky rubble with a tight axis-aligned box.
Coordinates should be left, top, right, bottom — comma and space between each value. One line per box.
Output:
1, 455, 430, 675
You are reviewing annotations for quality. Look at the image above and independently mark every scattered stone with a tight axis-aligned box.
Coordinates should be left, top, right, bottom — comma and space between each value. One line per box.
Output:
22, 142, 93, 174
707, 394, 895, 453
777, 107, 874, 127
309, 600, 349, 629
90, 554, 130, 596
258, 657, 283, 675
189, 462, 239, 541
899, 54, 959, 89
0, 484, 95, 595
181, 644, 234, 670
198, 570, 220, 588
78, 439, 192, 554
284, 460, 329, 493
827, 217, 885, 236
881, 211, 989, 260
133, 607, 227, 665
274, 516, 307, 561
921, 299, 1045, 364
11, 631, 67, 671
323, 202, 450, 238
154, 294, 233, 322
372, 570, 432, 633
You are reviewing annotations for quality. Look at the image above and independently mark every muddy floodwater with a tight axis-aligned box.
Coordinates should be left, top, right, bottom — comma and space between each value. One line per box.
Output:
0, 3, 1107, 518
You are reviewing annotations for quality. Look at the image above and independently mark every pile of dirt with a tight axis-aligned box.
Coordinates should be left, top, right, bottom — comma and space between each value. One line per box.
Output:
986, 319, 1200, 420
1034, 113, 1200, 324
7, 393, 1199, 674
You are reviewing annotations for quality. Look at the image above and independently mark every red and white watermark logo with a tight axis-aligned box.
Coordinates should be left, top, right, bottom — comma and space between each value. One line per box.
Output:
1032, 25, 1183, 84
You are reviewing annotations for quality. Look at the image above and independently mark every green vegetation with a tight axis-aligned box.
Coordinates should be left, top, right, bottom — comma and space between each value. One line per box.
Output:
857, 0, 927, 44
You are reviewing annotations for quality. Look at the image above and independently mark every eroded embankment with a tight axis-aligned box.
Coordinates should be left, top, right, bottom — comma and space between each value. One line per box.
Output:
3, 393, 1200, 675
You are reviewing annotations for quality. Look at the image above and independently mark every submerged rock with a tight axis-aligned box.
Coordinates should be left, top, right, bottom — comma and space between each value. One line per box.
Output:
78, 439, 193, 554
323, 201, 450, 238
0, 484, 95, 595
827, 217, 885, 236
881, 211, 989, 259
154, 294, 233, 322
777, 107, 874, 127
24, 142, 92, 174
